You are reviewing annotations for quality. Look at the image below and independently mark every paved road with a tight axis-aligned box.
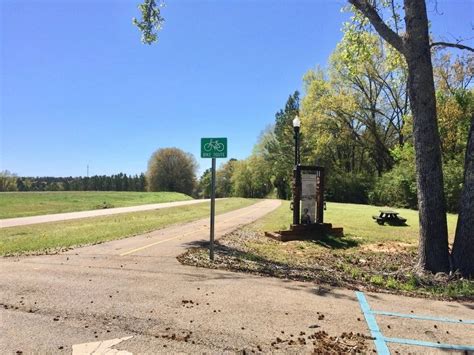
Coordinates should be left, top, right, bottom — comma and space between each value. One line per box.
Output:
0, 199, 214, 228
1, 199, 473, 354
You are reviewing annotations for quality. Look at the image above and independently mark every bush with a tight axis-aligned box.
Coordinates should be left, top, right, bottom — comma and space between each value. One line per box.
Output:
326, 172, 373, 204
369, 158, 464, 213
443, 159, 464, 213
369, 163, 417, 209
0, 170, 18, 191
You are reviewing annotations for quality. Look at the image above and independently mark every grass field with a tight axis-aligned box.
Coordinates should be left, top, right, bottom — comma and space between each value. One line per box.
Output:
0, 191, 193, 219
0, 198, 257, 256
252, 201, 459, 244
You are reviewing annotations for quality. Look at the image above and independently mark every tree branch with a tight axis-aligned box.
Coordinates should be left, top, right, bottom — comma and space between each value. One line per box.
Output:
348, 0, 405, 53
430, 42, 474, 53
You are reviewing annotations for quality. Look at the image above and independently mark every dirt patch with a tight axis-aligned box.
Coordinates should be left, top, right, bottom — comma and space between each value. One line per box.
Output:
361, 242, 413, 253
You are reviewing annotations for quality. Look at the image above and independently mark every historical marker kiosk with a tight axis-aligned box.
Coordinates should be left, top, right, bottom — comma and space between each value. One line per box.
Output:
266, 116, 342, 241
297, 165, 325, 225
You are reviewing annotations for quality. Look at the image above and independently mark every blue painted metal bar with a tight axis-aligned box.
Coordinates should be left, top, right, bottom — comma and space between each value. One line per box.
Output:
355, 291, 391, 354
384, 337, 474, 351
372, 310, 474, 325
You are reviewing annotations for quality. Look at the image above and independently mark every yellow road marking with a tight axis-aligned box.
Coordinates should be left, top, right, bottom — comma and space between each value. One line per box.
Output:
119, 230, 197, 256
119, 204, 264, 256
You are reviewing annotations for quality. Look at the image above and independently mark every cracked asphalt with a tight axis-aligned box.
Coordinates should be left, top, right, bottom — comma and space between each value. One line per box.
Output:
1, 199, 473, 354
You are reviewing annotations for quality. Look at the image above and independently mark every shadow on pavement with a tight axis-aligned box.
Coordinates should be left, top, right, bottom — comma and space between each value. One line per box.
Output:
179, 239, 347, 296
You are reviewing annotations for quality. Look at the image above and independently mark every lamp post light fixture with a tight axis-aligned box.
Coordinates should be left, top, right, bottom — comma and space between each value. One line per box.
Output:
292, 115, 301, 225
293, 115, 301, 165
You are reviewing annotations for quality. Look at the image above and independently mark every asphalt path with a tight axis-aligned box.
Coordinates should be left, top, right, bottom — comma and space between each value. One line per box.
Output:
0, 199, 213, 228
1, 199, 473, 354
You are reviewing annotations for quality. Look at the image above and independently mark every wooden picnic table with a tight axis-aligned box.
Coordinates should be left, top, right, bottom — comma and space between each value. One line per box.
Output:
372, 210, 407, 225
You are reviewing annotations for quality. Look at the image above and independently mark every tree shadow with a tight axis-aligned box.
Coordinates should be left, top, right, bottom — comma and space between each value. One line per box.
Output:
179, 239, 363, 301
308, 234, 360, 249
381, 222, 410, 227
374, 219, 410, 227
179, 236, 473, 302
180, 238, 343, 288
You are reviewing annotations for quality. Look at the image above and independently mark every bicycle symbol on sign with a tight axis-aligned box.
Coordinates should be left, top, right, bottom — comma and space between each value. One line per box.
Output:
204, 139, 225, 152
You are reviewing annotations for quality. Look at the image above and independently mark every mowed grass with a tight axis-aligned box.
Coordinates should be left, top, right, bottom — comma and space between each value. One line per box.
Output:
0, 198, 257, 256
252, 201, 459, 245
0, 191, 193, 219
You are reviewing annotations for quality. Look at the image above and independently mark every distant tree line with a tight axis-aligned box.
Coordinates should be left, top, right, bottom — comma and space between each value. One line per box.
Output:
0, 171, 146, 192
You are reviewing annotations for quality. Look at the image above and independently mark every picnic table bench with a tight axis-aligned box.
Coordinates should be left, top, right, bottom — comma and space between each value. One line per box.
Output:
372, 210, 407, 225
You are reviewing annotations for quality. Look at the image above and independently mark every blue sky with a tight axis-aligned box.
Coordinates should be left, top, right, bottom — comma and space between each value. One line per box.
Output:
1, 0, 473, 178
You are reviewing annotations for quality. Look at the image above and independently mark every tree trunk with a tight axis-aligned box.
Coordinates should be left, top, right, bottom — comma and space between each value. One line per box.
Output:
452, 117, 474, 277
404, 0, 450, 273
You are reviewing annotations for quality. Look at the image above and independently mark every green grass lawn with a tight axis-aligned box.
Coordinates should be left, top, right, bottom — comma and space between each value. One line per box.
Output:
252, 201, 459, 245
0, 191, 193, 219
0, 198, 257, 256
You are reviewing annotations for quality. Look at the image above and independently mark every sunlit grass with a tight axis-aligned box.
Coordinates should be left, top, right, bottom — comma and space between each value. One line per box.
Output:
0, 191, 193, 219
0, 198, 257, 256
251, 200, 459, 245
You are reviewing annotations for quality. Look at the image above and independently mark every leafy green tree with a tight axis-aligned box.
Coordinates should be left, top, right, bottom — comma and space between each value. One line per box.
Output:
231, 155, 272, 198
0, 170, 18, 191
133, 0, 165, 44
301, 69, 376, 202
216, 159, 237, 198
197, 168, 212, 199
139, 173, 146, 191
146, 147, 197, 195
434, 53, 474, 161
331, 33, 408, 175
302, 28, 408, 179
231, 160, 253, 197
435, 54, 474, 213
368, 55, 473, 213
263, 92, 300, 199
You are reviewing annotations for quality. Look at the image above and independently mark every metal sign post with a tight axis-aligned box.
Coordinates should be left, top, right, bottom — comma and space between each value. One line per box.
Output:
210, 158, 216, 260
201, 137, 227, 261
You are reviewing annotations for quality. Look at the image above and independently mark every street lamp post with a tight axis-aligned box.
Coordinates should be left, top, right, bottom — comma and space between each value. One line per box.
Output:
292, 116, 301, 225
293, 116, 300, 165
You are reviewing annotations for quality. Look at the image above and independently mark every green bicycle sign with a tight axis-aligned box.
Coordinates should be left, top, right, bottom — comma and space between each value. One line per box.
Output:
200, 137, 228, 261
201, 138, 227, 158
